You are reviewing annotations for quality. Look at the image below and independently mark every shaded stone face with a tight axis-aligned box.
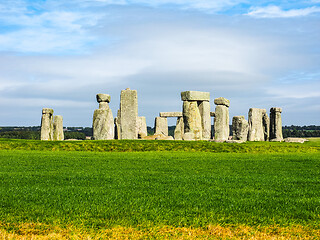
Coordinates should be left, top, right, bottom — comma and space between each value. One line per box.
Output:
214, 105, 229, 141
269, 107, 283, 142
119, 89, 138, 139
248, 108, 269, 141
53, 115, 64, 141
232, 116, 248, 141
137, 116, 147, 138
154, 117, 168, 136
181, 91, 210, 101
198, 101, 211, 140
174, 116, 184, 140
96, 94, 110, 103
41, 108, 54, 141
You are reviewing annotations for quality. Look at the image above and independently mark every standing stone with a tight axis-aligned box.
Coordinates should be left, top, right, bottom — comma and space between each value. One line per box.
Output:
53, 115, 64, 141
154, 117, 168, 136
137, 116, 147, 138
182, 101, 202, 140
198, 101, 211, 140
248, 108, 269, 141
119, 88, 138, 139
92, 94, 114, 140
41, 108, 54, 140
174, 117, 184, 140
214, 97, 230, 141
181, 91, 210, 141
269, 107, 283, 141
232, 116, 248, 141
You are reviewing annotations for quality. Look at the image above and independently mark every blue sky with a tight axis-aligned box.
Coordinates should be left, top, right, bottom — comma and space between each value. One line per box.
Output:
0, 0, 319, 127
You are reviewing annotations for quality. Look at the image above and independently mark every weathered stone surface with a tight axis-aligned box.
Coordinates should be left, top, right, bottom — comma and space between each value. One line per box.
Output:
181, 91, 210, 101
283, 137, 308, 143
214, 105, 229, 141
269, 107, 283, 142
119, 88, 138, 139
137, 116, 147, 138
96, 93, 110, 103
210, 112, 215, 117
198, 101, 211, 140
155, 117, 168, 136
41, 108, 54, 140
114, 110, 121, 139
93, 108, 114, 140
182, 101, 202, 140
248, 108, 269, 141
159, 112, 183, 117
174, 116, 184, 140
183, 132, 195, 141
214, 97, 230, 107
53, 115, 64, 141
232, 116, 249, 141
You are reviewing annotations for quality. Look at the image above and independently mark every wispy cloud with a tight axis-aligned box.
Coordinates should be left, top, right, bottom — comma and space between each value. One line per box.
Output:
247, 6, 320, 18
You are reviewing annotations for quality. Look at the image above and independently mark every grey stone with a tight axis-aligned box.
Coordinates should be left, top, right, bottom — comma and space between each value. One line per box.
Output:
214, 105, 229, 141
182, 101, 202, 140
174, 116, 184, 140
53, 115, 64, 141
198, 101, 211, 140
214, 97, 230, 107
181, 91, 210, 101
232, 116, 249, 141
159, 112, 183, 117
154, 117, 168, 136
248, 108, 269, 141
269, 107, 283, 142
40, 108, 54, 140
119, 88, 138, 139
283, 137, 308, 143
137, 116, 147, 138
183, 132, 195, 141
93, 94, 114, 140
96, 93, 110, 103
93, 108, 114, 140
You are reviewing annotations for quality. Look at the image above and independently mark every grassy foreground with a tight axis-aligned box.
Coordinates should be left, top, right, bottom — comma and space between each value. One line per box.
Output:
0, 139, 320, 239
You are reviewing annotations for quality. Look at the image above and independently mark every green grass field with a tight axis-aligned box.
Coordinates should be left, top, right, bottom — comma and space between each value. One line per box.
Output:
0, 139, 319, 239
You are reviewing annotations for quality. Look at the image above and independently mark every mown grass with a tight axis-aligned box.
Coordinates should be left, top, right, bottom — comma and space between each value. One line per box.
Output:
0, 139, 319, 238
0, 138, 319, 153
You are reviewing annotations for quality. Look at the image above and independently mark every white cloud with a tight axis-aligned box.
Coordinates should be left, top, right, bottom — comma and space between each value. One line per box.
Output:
247, 6, 320, 18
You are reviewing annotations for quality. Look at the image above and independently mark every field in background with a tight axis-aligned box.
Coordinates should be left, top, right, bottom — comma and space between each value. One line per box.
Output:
0, 139, 319, 239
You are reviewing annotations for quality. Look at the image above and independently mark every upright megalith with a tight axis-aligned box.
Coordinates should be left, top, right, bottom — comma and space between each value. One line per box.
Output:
137, 116, 147, 138
248, 108, 269, 141
154, 117, 168, 136
174, 117, 184, 140
92, 93, 114, 140
232, 116, 248, 141
269, 107, 283, 142
117, 88, 138, 139
41, 108, 54, 140
214, 97, 230, 141
53, 115, 64, 141
181, 91, 211, 141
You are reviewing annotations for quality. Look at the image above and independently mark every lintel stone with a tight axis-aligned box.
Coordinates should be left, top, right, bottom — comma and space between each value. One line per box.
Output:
159, 112, 183, 117
96, 93, 110, 103
181, 91, 210, 101
214, 97, 230, 107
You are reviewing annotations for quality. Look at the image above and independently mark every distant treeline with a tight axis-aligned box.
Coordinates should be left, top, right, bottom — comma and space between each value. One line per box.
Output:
0, 125, 319, 140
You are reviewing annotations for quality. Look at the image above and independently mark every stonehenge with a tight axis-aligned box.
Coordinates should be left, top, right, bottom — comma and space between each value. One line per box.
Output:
269, 107, 283, 142
232, 116, 248, 141
40, 108, 54, 140
39, 88, 285, 143
248, 108, 269, 141
214, 97, 230, 142
53, 115, 64, 141
181, 91, 211, 141
92, 94, 114, 140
